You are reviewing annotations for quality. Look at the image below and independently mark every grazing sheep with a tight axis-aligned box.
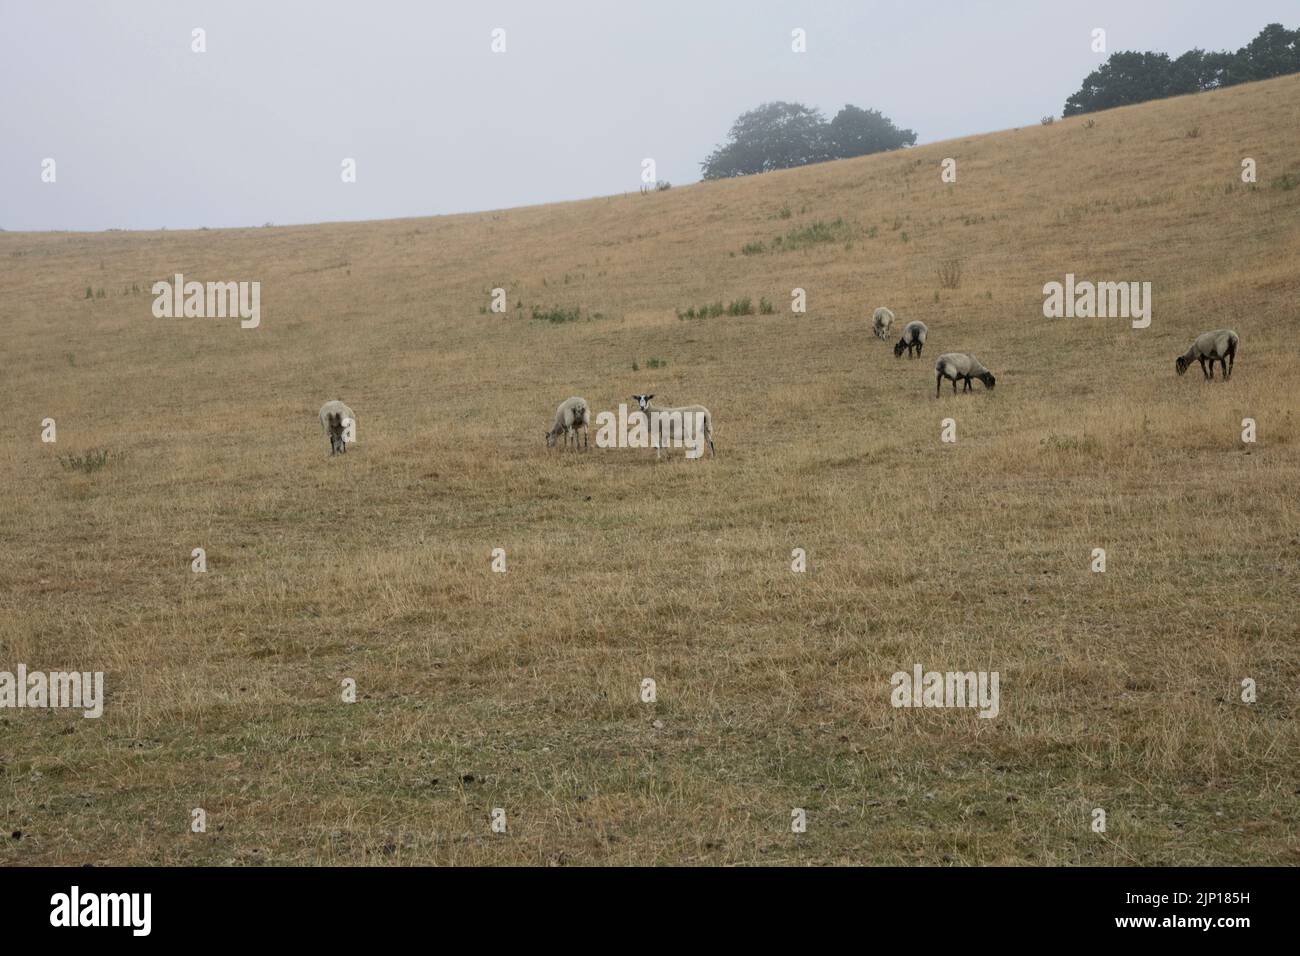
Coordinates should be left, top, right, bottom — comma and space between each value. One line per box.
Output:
1176, 329, 1239, 380
872, 307, 896, 340
632, 394, 715, 460
318, 400, 356, 455
934, 353, 996, 397
546, 396, 591, 450
894, 320, 928, 359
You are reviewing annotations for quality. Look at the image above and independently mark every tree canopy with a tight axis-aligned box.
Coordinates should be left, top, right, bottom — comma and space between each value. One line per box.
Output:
701, 102, 915, 180
1064, 22, 1300, 116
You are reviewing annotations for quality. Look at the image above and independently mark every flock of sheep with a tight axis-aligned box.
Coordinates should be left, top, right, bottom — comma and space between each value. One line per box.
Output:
540, 394, 715, 458
315, 311, 1241, 457
872, 306, 997, 398
872, 306, 1241, 399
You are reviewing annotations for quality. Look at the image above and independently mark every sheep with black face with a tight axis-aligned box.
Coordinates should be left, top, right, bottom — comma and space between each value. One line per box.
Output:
1176, 329, 1238, 380
894, 320, 928, 359
934, 353, 995, 397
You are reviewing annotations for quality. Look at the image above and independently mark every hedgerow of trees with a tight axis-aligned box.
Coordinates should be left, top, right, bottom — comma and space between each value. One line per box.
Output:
700, 102, 916, 180
1063, 22, 1300, 116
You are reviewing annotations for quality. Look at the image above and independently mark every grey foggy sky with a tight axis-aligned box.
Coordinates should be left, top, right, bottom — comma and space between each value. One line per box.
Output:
1, 0, 1294, 231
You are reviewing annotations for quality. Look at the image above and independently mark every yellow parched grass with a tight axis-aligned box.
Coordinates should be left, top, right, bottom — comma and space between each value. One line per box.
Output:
1, 74, 1298, 865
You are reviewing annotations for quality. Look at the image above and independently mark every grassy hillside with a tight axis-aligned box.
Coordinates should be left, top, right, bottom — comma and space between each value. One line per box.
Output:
2, 74, 1298, 866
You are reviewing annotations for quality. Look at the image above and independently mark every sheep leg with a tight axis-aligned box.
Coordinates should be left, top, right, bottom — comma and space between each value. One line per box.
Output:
1198, 356, 1209, 380
936, 372, 943, 398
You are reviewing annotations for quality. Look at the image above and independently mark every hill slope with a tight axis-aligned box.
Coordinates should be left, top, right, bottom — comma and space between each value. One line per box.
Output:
2, 74, 1298, 865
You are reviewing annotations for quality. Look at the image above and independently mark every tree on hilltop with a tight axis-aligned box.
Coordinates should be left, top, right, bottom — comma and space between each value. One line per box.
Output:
701, 101, 915, 180
1063, 22, 1300, 116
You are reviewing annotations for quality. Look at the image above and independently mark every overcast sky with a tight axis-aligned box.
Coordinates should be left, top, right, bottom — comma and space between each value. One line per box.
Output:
1, 0, 1293, 231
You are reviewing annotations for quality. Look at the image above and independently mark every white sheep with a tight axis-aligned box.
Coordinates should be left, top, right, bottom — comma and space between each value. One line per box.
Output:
546, 396, 591, 450
872, 307, 896, 340
318, 400, 356, 455
894, 320, 928, 359
632, 394, 715, 460
934, 353, 996, 397
1176, 329, 1239, 380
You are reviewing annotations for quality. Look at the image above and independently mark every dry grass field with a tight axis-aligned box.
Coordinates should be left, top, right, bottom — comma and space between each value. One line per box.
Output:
2, 74, 1298, 866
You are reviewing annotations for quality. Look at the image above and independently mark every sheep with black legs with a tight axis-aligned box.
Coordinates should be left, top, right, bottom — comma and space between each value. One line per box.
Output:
872, 307, 895, 340
546, 396, 591, 450
894, 320, 928, 359
318, 400, 356, 455
934, 353, 996, 397
1176, 329, 1238, 381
